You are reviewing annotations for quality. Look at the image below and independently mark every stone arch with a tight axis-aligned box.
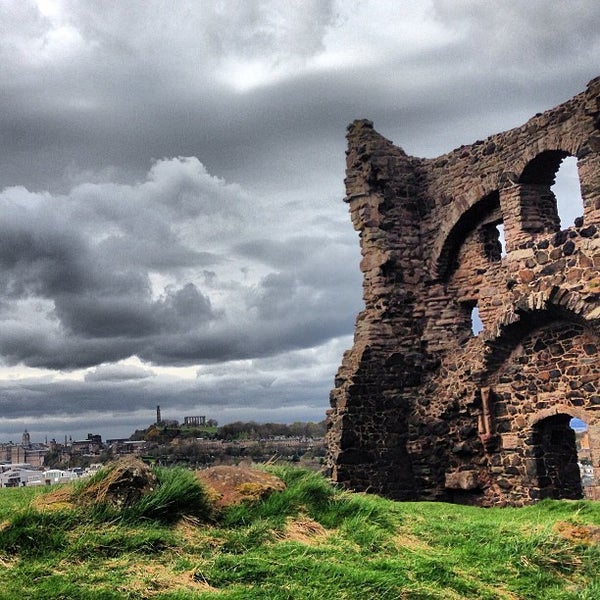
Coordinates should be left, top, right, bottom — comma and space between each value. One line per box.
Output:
524, 405, 600, 501
497, 135, 592, 252
528, 404, 599, 427
516, 149, 571, 234
433, 190, 501, 281
513, 144, 582, 182
519, 149, 570, 185
486, 286, 600, 344
483, 308, 600, 502
517, 108, 593, 166
483, 297, 600, 388
503, 132, 597, 234
481, 292, 599, 378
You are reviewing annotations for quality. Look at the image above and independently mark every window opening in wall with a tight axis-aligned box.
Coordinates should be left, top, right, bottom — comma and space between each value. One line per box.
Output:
519, 150, 566, 235
552, 156, 584, 228
570, 417, 594, 497
481, 221, 504, 262
496, 223, 506, 257
438, 190, 500, 281
471, 305, 483, 336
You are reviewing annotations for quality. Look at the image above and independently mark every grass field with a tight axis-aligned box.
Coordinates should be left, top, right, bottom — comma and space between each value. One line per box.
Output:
0, 466, 598, 599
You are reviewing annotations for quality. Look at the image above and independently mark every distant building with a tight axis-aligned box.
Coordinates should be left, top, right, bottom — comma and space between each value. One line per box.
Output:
71, 433, 103, 455
0, 466, 42, 487
0, 431, 47, 467
42, 469, 79, 485
107, 439, 148, 456
184, 416, 206, 427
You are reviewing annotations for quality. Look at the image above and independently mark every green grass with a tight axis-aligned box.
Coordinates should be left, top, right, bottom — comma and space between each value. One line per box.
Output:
0, 466, 598, 599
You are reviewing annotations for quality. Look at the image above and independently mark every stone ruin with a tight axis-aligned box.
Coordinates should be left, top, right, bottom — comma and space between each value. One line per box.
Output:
326, 77, 600, 506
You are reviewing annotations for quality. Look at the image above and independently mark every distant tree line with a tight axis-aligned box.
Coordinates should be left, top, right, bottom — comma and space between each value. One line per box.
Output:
130, 420, 326, 444
216, 420, 326, 441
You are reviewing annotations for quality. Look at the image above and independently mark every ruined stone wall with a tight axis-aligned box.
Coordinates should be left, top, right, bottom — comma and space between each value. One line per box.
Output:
326, 77, 600, 506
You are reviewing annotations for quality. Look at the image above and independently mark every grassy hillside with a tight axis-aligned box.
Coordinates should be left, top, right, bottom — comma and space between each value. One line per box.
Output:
0, 466, 598, 599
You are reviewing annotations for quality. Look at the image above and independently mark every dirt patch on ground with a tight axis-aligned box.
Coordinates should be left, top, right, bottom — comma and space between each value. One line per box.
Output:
123, 563, 214, 597
394, 532, 435, 553
195, 465, 285, 509
554, 521, 600, 544
277, 516, 328, 545
33, 485, 75, 511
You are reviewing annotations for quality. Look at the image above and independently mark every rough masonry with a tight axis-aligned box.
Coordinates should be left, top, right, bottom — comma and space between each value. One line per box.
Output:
326, 77, 600, 506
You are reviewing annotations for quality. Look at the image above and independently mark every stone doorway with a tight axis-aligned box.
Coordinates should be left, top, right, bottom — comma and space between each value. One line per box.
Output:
528, 413, 583, 500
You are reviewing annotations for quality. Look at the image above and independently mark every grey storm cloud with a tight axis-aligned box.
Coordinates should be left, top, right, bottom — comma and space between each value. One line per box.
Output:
0, 154, 360, 369
433, 0, 600, 65
234, 238, 306, 268
0, 0, 598, 440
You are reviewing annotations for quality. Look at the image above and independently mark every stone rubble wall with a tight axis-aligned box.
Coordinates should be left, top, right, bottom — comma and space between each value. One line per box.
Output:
326, 77, 600, 505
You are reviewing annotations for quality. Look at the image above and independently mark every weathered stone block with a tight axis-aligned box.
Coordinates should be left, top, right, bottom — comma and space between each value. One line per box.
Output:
501, 434, 520, 450
445, 470, 479, 490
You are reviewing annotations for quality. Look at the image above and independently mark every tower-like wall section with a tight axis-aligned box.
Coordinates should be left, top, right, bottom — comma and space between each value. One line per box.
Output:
326, 77, 600, 505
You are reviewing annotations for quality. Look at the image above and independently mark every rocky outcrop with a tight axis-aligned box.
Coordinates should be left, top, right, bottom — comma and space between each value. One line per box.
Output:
196, 465, 286, 509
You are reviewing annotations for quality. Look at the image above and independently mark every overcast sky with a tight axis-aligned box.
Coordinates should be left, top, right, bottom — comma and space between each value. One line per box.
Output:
0, 0, 598, 442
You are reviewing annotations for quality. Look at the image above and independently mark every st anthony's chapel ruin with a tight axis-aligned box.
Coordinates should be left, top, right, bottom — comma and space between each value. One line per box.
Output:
325, 77, 600, 506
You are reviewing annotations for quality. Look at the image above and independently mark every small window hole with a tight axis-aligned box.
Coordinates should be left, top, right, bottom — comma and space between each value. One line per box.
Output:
552, 156, 584, 228
471, 305, 483, 336
496, 223, 506, 257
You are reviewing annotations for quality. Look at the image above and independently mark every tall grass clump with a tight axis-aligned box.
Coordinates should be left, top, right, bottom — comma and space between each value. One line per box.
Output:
70, 463, 213, 525
124, 466, 212, 523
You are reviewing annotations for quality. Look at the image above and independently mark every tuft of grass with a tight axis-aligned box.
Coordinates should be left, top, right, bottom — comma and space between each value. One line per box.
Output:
123, 466, 213, 524
67, 524, 177, 558
68, 464, 214, 525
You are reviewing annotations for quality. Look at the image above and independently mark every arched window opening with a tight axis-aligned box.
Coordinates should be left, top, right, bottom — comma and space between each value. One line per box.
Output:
570, 418, 594, 497
518, 150, 565, 235
437, 191, 501, 281
551, 155, 584, 228
530, 414, 583, 500
480, 221, 504, 262
471, 305, 483, 336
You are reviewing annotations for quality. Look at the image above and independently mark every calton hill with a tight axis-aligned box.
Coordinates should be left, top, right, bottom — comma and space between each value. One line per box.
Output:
131, 418, 326, 469
41, 418, 326, 472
